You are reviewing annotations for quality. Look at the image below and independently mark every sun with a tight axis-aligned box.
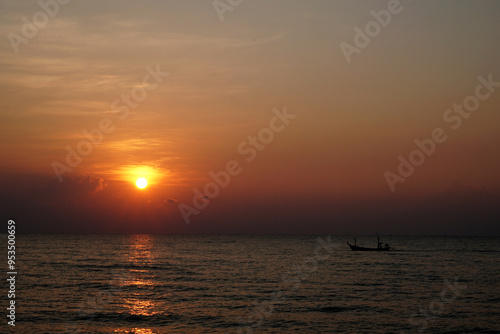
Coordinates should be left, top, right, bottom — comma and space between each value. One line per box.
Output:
136, 178, 148, 189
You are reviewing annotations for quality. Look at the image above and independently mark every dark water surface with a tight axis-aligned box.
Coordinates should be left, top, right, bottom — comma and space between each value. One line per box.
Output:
3, 235, 500, 333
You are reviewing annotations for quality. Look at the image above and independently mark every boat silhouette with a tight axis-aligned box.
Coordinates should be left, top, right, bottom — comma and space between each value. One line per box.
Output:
347, 234, 391, 251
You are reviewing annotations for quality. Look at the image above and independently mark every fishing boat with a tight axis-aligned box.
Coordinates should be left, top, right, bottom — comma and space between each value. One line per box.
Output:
347, 234, 391, 251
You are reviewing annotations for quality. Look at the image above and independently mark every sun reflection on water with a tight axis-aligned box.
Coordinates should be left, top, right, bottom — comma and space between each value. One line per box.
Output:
129, 234, 155, 266
111, 235, 179, 333
124, 297, 159, 316
123, 235, 160, 317
113, 328, 156, 334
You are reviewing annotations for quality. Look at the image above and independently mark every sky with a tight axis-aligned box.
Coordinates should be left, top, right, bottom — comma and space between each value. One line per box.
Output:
0, 0, 499, 235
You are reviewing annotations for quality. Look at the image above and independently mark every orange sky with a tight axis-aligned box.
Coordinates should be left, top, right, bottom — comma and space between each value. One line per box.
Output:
1, 1, 499, 234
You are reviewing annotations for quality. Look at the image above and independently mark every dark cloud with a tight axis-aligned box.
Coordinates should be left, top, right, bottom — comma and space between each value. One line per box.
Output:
163, 198, 178, 205
39, 175, 107, 205
1, 172, 499, 235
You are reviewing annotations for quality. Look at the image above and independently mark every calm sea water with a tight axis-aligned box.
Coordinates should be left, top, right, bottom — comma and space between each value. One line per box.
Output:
3, 235, 500, 333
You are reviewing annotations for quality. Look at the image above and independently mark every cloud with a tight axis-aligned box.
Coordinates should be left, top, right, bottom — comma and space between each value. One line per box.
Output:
42, 175, 107, 202
164, 198, 178, 205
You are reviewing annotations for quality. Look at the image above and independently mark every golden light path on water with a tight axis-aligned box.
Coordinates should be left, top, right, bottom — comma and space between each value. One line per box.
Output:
113, 235, 175, 333
113, 329, 156, 334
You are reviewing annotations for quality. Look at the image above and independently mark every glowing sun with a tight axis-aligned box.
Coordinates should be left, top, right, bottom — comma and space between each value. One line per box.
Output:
136, 178, 148, 189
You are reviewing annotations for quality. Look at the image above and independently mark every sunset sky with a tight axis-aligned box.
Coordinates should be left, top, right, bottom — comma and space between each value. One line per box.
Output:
1, 0, 499, 235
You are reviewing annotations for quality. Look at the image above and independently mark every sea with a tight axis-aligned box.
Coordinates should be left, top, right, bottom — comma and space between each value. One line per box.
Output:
2, 235, 499, 333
